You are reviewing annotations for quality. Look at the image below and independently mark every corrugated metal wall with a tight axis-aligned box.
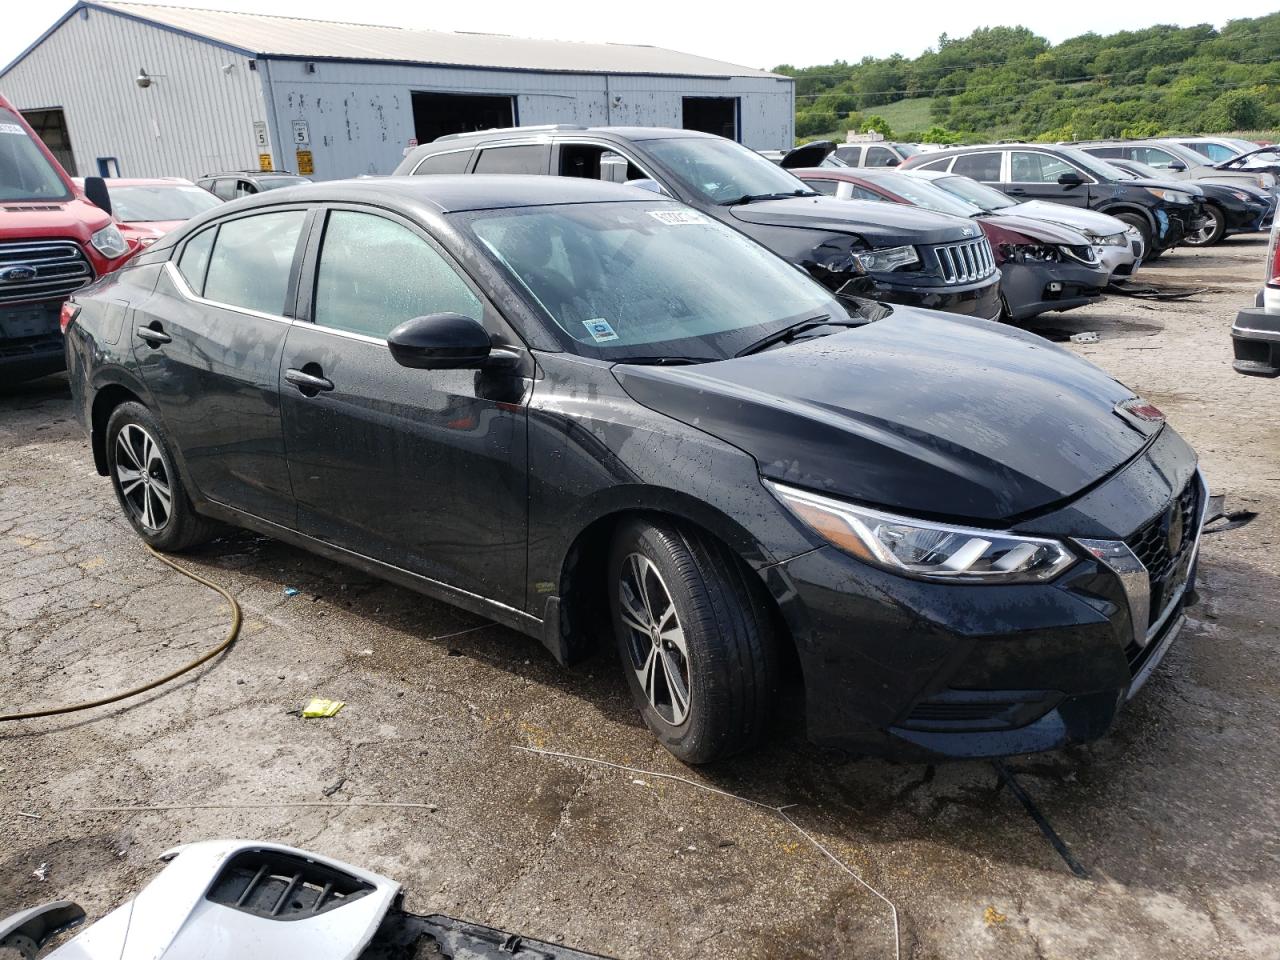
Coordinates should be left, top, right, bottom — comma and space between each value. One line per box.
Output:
1, 7, 794, 182
262, 59, 794, 180
1, 6, 267, 179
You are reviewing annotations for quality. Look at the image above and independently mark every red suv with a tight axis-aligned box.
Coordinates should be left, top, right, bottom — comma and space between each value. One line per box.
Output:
1, 93, 137, 382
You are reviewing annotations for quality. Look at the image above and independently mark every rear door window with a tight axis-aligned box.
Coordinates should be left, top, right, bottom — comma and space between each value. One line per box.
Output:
1133, 146, 1180, 169
915, 156, 953, 173
472, 144, 550, 175
951, 152, 1001, 181
412, 149, 473, 175
833, 145, 862, 165
312, 210, 481, 339
177, 227, 216, 294
211, 179, 237, 201
202, 210, 307, 315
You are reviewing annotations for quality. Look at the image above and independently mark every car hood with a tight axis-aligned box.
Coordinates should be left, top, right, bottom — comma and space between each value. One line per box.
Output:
728, 196, 980, 246
779, 140, 838, 169
0, 197, 112, 240
613, 309, 1155, 523
977, 212, 1090, 245
1116, 176, 1205, 197
996, 201, 1131, 238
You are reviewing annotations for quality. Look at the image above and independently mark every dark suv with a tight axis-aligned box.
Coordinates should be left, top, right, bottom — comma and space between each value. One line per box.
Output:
395, 126, 1001, 319
196, 171, 311, 201
902, 144, 1201, 258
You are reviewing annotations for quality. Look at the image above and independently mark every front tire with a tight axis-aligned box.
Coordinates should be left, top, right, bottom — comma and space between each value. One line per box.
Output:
608, 518, 778, 765
105, 401, 218, 551
1184, 204, 1225, 247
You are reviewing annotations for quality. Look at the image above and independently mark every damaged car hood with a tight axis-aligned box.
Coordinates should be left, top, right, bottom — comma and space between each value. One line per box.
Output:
996, 201, 1131, 237
728, 196, 979, 246
977, 212, 1092, 245
613, 310, 1154, 523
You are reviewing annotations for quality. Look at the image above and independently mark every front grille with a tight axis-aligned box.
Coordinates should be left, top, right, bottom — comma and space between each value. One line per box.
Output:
932, 237, 996, 284
0, 240, 93, 305
206, 849, 374, 920
1126, 479, 1200, 585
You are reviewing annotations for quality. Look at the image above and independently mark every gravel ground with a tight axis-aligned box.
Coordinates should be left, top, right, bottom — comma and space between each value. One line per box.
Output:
2, 237, 1278, 959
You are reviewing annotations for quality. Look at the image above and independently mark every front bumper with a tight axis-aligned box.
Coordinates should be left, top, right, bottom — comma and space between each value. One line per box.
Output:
871, 272, 1002, 321
766, 432, 1204, 759
1000, 259, 1107, 321
1096, 239, 1141, 279
1223, 199, 1274, 236
1232, 303, 1280, 376
1, 301, 66, 381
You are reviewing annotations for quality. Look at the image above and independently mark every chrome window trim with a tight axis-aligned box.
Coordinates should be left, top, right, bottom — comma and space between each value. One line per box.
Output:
165, 261, 294, 325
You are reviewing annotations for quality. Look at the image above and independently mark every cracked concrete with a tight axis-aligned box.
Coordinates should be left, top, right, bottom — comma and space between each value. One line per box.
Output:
2, 238, 1279, 958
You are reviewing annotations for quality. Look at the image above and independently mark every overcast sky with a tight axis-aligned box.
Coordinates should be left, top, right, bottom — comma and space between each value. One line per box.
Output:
4, 0, 1279, 73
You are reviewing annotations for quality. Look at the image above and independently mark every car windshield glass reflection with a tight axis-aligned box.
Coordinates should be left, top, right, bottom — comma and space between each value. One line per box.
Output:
933, 175, 1016, 210
644, 137, 816, 205
466, 202, 840, 360
867, 173, 981, 217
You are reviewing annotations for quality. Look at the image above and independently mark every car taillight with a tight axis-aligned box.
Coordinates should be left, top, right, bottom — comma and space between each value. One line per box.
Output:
1267, 222, 1280, 288
59, 301, 81, 334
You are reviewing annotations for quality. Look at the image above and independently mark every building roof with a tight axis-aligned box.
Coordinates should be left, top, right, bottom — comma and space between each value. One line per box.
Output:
61, 2, 786, 79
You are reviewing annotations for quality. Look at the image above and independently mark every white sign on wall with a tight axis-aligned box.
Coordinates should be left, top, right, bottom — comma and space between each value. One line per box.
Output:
253, 121, 268, 149
292, 120, 310, 146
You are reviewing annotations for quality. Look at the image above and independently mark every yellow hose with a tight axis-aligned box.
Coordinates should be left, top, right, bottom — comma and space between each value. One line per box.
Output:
0, 544, 242, 722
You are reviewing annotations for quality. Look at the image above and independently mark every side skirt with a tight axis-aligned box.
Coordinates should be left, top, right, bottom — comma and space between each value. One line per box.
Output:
198, 500, 545, 641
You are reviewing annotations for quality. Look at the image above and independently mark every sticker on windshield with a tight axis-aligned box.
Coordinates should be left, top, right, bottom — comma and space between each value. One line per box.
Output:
0, 123, 28, 136
647, 210, 708, 226
582, 318, 619, 343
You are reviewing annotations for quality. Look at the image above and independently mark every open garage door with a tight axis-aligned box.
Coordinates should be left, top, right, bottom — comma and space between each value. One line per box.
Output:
412, 92, 515, 145
21, 108, 76, 175
682, 97, 739, 142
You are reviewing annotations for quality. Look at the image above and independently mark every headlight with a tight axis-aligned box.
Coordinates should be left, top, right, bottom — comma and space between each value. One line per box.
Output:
767, 481, 1077, 583
90, 224, 129, 259
1261, 174, 1277, 189
1229, 190, 1255, 202
1092, 232, 1127, 246
1145, 188, 1193, 205
852, 244, 920, 273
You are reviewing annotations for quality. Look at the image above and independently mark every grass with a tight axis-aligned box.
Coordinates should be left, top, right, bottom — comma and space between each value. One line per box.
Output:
866, 98, 934, 136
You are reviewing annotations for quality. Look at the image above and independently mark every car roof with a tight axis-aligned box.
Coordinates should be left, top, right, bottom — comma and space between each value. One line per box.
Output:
228, 174, 669, 214
200, 171, 305, 179
422, 125, 717, 149
95, 177, 196, 187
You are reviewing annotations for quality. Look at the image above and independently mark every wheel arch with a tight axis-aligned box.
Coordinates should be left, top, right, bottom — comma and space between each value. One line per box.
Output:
90, 383, 146, 476
548, 494, 800, 681
1096, 202, 1156, 231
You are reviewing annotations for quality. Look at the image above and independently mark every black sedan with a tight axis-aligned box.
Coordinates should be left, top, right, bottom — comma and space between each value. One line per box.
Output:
64, 176, 1206, 763
1106, 158, 1274, 246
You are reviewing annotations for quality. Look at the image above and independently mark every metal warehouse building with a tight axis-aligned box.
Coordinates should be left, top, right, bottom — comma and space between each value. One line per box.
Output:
0, 1, 794, 181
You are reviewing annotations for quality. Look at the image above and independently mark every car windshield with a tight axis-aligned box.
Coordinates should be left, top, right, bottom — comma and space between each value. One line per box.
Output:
0, 106, 71, 202
257, 176, 309, 190
643, 137, 817, 205
464, 201, 841, 361
108, 183, 223, 221
862, 173, 981, 217
930, 175, 1016, 211
1057, 147, 1128, 182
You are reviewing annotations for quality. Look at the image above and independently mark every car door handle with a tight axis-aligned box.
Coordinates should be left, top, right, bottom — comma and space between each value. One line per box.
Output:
135, 325, 171, 346
285, 368, 334, 393
1005, 187, 1027, 196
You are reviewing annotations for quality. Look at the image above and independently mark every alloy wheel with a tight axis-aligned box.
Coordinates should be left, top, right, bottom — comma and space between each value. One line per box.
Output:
1187, 208, 1222, 246
618, 552, 692, 726
115, 423, 172, 532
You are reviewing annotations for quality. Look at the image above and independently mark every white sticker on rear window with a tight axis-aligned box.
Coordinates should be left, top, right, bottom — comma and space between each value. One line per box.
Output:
647, 210, 708, 226
0, 123, 28, 136
582, 318, 619, 343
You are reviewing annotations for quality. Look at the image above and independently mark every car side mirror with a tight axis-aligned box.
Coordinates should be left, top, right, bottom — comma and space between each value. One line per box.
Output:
1168, 161, 1187, 172
387, 313, 496, 370
1057, 171, 1085, 186
83, 176, 112, 215
885, 157, 901, 167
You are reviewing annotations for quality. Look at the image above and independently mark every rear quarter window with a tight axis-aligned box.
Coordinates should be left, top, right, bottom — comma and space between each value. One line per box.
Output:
951, 152, 1002, 181
412, 149, 473, 175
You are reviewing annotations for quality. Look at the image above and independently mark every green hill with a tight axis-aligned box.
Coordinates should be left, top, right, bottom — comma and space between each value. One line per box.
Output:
778, 15, 1280, 144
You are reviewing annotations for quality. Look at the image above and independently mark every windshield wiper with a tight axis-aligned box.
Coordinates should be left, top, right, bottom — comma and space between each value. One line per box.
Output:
611, 355, 712, 366
734, 314, 861, 358
725, 190, 818, 206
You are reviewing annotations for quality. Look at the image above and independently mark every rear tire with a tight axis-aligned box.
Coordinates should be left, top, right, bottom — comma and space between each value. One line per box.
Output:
1184, 204, 1225, 247
105, 401, 219, 552
608, 518, 779, 765
1115, 213, 1156, 261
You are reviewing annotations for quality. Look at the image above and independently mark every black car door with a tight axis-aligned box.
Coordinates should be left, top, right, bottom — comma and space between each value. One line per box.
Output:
132, 206, 310, 525
279, 205, 530, 608
1006, 150, 1092, 207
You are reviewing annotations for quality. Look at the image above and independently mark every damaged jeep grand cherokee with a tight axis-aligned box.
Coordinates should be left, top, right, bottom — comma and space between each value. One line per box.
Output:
65, 176, 1206, 764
